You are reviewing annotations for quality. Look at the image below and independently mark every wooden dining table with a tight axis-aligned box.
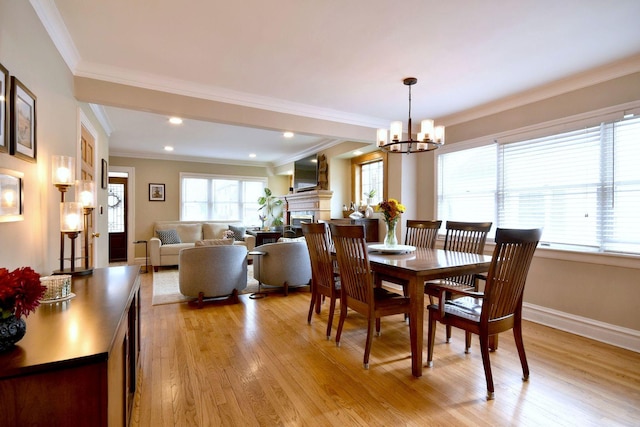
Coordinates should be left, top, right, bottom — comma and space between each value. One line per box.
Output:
369, 246, 492, 377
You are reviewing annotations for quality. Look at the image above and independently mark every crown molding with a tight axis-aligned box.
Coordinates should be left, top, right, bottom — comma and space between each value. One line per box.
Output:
29, 0, 80, 71
88, 104, 113, 136
439, 54, 640, 126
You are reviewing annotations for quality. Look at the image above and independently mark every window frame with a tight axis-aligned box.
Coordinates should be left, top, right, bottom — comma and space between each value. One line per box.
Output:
179, 172, 267, 225
435, 101, 640, 268
351, 151, 386, 205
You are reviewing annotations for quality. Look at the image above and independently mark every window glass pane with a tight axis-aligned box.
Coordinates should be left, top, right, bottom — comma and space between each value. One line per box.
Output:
107, 183, 125, 232
182, 177, 209, 220
362, 160, 383, 204
438, 145, 496, 229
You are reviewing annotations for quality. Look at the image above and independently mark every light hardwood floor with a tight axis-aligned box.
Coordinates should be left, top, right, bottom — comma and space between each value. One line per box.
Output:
131, 270, 640, 426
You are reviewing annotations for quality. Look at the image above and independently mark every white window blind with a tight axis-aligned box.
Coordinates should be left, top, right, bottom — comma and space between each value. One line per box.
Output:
437, 114, 640, 255
438, 144, 496, 224
180, 174, 266, 224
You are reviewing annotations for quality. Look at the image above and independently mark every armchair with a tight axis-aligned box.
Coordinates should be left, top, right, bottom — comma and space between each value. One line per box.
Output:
252, 241, 312, 296
179, 245, 248, 307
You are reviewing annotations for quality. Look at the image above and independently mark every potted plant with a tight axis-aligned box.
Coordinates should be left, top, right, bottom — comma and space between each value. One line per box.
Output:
364, 189, 376, 206
258, 188, 284, 231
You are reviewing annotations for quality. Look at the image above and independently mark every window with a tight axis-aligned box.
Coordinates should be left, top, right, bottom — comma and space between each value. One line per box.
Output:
352, 152, 384, 205
437, 113, 640, 255
180, 174, 266, 225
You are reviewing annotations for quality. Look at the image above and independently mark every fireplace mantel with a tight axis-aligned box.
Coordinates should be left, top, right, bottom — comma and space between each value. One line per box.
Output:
284, 190, 333, 223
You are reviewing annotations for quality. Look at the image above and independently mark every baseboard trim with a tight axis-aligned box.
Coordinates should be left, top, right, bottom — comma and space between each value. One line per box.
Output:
523, 302, 640, 353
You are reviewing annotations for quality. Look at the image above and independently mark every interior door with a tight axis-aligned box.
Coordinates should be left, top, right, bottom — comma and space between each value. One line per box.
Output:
80, 124, 96, 267
108, 176, 128, 262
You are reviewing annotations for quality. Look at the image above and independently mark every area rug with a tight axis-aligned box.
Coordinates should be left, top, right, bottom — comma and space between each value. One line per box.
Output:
152, 265, 260, 306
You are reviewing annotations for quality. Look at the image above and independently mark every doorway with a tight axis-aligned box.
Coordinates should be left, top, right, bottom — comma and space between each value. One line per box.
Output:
108, 174, 128, 263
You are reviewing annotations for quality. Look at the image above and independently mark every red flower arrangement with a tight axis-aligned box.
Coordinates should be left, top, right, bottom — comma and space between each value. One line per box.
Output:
0, 267, 46, 319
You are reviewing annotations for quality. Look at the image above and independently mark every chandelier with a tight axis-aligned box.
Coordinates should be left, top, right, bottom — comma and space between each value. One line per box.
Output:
376, 77, 445, 153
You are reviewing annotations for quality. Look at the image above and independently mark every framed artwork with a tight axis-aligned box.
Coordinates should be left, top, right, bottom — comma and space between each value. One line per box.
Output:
9, 77, 36, 162
0, 168, 24, 222
0, 62, 8, 153
149, 183, 165, 201
101, 158, 108, 189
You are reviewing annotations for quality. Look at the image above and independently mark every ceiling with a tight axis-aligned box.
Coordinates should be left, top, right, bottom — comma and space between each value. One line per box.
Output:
32, 0, 640, 167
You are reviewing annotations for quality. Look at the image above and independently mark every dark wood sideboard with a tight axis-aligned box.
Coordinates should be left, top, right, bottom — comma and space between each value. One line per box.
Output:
0, 265, 141, 427
330, 218, 379, 242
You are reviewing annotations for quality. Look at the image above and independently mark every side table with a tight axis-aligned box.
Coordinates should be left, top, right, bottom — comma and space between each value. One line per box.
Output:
247, 250, 267, 299
133, 240, 148, 273
246, 229, 282, 246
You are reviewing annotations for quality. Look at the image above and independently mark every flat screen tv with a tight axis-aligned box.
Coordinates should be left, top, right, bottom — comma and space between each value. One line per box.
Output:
293, 154, 318, 192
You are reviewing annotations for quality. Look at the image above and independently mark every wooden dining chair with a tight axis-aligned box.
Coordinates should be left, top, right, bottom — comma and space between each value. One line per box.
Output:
404, 219, 442, 248
329, 223, 411, 369
302, 222, 341, 340
426, 227, 542, 400
424, 221, 492, 341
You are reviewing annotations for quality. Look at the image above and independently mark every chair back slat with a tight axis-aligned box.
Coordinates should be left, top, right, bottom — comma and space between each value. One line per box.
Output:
443, 221, 493, 286
481, 228, 542, 323
302, 222, 336, 297
405, 220, 442, 248
330, 224, 373, 311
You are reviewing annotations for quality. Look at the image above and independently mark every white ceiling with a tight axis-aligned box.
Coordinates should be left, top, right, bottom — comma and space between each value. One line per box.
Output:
32, 0, 640, 166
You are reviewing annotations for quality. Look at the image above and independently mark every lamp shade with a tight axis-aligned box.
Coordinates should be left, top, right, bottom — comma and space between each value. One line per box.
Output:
52, 155, 75, 186
60, 202, 84, 232
77, 180, 95, 208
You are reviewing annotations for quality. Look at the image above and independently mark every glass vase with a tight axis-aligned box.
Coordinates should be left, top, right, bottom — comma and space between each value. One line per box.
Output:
384, 218, 399, 247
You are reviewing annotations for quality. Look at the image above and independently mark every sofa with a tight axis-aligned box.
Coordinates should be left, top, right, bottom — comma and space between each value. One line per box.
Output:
150, 220, 256, 271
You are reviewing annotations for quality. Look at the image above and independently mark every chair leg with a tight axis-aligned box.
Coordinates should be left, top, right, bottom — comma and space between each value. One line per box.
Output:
479, 333, 495, 400
363, 318, 375, 369
315, 294, 322, 314
513, 322, 530, 381
446, 325, 452, 343
375, 317, 381, 336
197, 292, 204, 309
284, 281, 289, 297
335, 304, 347, 347
426, 312, 436, 367
465, 331, 472, 353
326, 297, 337, 340
307, 291, 316, 325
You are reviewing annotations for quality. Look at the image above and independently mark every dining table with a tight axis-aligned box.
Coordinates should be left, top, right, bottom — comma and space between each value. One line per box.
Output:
368, 245, 492, 377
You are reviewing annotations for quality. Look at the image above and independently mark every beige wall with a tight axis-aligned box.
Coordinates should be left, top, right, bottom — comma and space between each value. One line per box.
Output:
0, 1, 109, 273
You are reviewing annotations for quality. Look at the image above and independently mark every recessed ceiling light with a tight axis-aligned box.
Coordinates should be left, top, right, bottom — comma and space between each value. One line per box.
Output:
286, 170, 293, 175
249, 153, 256, 158
169, 117, 183, 125
283, 131, 294, 138
353, 150, 363, 156
164, 146, 174, 151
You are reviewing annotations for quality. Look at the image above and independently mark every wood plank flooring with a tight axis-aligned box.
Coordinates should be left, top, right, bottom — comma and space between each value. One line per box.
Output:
130, 270, 640, 426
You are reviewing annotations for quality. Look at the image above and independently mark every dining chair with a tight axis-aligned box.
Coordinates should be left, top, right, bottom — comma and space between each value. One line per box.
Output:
426, 227, 542, 400
329, 223, 411, 369
404, 219, 442, 248
302, 222, 341, 340
424, 221, 492, 341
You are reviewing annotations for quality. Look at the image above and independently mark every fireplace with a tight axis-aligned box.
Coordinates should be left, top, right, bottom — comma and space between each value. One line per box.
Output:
284, 190, 333, 225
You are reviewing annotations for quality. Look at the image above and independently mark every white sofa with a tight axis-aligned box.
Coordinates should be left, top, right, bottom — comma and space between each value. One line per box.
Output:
150, 220, 256, 271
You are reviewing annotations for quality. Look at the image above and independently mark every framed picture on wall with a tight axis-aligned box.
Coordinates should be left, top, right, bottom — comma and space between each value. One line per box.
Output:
9, 77, 36, 162
0, 168, 24, 222
0, 62, 8, 153
149, 183, 165, 201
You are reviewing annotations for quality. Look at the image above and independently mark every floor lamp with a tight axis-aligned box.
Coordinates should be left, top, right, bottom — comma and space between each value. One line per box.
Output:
52, 155, 92, 276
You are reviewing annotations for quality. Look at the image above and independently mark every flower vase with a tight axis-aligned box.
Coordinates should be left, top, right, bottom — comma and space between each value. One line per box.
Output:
384, 219, 399, 247
0, 314, 27, 352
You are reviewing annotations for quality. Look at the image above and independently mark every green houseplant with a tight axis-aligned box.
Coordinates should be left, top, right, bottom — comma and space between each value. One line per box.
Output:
258, 188, 284, 230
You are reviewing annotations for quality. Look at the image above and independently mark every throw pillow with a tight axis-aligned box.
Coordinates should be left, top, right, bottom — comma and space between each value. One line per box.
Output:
195, 238, 234, 246
228, 225, 246, 242
156, 229, 181, 245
